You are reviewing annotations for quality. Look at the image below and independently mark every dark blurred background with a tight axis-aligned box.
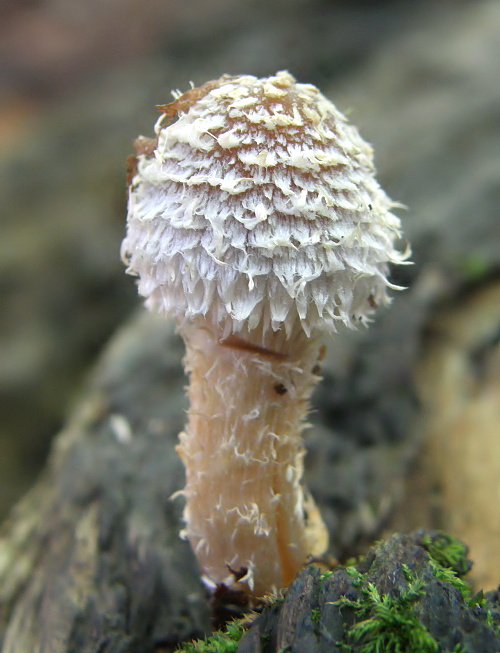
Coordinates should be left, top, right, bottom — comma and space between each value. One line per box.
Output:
0, 0, 498, 537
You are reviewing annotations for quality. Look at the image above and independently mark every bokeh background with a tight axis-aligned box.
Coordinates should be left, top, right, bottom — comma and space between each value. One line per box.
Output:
1, 0, 499, 588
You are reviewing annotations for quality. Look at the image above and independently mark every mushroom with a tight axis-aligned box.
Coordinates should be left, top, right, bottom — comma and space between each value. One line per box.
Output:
121, 71, 409, 597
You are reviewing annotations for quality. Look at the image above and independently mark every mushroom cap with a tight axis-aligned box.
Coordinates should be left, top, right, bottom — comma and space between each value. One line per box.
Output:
122, 71, 408, 337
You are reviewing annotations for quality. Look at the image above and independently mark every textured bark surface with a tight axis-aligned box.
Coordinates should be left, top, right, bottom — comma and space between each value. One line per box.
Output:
0, 314, 212, 652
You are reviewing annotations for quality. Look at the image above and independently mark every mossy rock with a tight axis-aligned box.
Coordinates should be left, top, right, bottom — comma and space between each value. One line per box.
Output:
181, 530, 500, 653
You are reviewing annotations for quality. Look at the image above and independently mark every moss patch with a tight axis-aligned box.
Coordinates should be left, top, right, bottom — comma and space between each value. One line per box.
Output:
176, 619, 245, 653
334, 569, 439, 652
176, 531, 500, 652
421, 532, 471, 577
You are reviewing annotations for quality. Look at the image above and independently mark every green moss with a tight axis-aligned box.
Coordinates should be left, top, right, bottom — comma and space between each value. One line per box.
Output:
465, 589, 500, 638
424, 535, 500, 643
402, 563, 416, 583
467, 589, 484, 608
345, 565, 365, 588
428, 558, 471, 600
421, 533, 470, 577
421, 532, 474, 606
176, 619, 245, 653
334, 577, 440, 653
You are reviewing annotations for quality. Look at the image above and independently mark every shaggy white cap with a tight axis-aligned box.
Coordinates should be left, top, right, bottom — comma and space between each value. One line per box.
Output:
122, 71, 408, 336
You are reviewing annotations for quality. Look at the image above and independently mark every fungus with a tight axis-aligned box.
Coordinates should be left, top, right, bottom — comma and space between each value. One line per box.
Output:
122, 71, 409, 597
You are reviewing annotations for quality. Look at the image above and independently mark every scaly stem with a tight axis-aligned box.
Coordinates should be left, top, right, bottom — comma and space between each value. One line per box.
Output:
176, 317, 329, 596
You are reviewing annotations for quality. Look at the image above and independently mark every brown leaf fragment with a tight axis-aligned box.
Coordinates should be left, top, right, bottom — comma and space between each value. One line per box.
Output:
133, 136, 158, 156
156, 77, 227, 125
125, 154, 138, 187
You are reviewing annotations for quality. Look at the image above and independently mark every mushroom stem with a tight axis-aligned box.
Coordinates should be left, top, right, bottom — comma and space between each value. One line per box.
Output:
176, 317, 329, 596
